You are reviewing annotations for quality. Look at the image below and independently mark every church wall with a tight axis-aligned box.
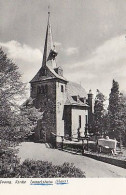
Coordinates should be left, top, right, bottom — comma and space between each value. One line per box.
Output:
56, 81, 67, 142
64, 106, 71, 138
30, 83, 37, 98
71, 107, 88, 139
31, 80, 57, 142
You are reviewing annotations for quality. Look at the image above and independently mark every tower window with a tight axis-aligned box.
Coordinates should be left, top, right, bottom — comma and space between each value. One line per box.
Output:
61, 85, 64, 92
79, 115, 81, 128
40, 68, 47, 76
44, 69, 47, 76
37, 85, 48, 94
41, 86, 44, 93
85, 115, 88, 124
37, 86, 41, 94
45, 85, 48, 93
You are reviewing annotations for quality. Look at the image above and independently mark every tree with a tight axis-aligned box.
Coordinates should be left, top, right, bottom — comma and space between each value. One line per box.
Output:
0, 48, 42, 144
108, 80, 120, 138
113, 93, 126, 144
0, 48, 25, 135
94, 89, 106, 135
0, 48, 44, 177
15, 98, 43, 141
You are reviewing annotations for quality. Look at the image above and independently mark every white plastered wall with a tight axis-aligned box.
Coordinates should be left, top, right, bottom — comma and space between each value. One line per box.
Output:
71, 108, 88, 138
56, 81, 67, 142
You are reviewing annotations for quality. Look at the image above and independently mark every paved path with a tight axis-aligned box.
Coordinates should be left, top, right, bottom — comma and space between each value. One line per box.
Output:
17, 142, 126, 178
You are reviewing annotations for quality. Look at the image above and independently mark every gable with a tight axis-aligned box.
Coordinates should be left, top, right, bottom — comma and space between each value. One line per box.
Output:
30, 66, 67, 83
30, 66, 55, 83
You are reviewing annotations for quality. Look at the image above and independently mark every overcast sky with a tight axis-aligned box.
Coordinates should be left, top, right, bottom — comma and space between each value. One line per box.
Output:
0, 0, 126, 99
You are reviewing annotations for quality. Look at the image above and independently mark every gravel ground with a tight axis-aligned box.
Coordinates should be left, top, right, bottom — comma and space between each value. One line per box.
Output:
17, 142, 126, 178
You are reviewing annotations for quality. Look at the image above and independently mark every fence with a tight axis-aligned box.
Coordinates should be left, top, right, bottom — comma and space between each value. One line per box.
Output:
50, 133, 126, 169
51, 132, 89, 155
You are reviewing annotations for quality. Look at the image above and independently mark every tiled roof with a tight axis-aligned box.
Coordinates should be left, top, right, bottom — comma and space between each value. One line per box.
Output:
30, 65, 67, 83
65, 82, 89, 107
67, 82, 87, 97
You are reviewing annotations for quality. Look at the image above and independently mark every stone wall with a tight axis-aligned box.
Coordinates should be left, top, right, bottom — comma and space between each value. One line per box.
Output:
32, 80, 57, 142
84, 153, 126, 169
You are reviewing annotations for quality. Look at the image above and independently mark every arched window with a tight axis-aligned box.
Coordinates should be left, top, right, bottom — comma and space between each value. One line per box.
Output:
61, 85, 64, 92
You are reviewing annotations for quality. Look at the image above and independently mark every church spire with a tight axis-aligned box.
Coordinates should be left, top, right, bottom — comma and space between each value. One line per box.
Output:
42, 9, 57, 68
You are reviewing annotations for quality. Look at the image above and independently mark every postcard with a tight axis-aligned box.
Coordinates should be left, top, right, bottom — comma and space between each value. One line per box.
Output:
0, 0, 126, 194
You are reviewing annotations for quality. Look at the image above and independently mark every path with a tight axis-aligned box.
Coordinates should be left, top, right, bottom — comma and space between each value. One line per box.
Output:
17, 142, 126, 178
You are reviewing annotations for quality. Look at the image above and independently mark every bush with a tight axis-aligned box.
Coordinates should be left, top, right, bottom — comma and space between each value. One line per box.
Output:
18, 160, 85, 178
0, 148, 20, 178
0, 157, 85, 178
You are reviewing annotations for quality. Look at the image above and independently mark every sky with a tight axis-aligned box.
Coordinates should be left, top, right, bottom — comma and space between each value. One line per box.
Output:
0, 0, 126, 99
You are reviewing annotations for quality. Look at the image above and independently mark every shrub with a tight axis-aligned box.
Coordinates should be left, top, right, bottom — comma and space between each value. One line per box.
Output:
0, 157, 85, 178
18, 160, 85, 178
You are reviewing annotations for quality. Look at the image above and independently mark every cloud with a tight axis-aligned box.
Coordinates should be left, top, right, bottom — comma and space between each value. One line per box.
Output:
65, 47, 79, 56
65, 70, 96, 81
0, 40, 42, 63
1, 35, 126, 97
66, 34, 126, 81
0, 40, 43, 84
63, 34, 126, 95
71, 34, 126, 71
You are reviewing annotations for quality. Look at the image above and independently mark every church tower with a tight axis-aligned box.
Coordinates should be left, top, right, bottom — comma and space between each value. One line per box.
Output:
30, 11, 67, 143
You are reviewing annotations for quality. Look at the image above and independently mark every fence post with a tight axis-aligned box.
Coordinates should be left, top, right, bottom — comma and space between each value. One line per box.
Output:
78, 128, 80, 141
61, 136, 64, 150
82, 139, 84, 155
87, 138, 89, 151
55, 135, 57, 149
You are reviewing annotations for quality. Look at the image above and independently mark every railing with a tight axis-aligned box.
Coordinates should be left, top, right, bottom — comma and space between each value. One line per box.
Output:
51, 132, 89, 155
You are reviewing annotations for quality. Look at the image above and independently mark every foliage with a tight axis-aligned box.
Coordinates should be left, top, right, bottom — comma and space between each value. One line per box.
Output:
108, 80, 120, 115
112, 93, 126, 144
108, 80, 126, 144
0, 47, 25, 143
94, 89, 106, 135
0, 48, 42, 144
13, 100, 43, 142
118, 94, 126, 145
108, 80, 120, 137
0, 148, 20, 178
0, 158, 85, 178
0, 48, 26, 127
19, 160, 85, 178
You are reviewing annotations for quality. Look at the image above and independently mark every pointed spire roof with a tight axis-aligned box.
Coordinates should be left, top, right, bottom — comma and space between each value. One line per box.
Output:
30, 9, 67, 83
42, 10, 57, 69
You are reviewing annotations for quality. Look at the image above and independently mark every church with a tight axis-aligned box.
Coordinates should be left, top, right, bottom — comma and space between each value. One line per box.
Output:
29, 11, 94, 144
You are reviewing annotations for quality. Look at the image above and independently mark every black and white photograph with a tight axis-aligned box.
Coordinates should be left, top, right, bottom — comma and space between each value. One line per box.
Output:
0, 0, 126, 181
